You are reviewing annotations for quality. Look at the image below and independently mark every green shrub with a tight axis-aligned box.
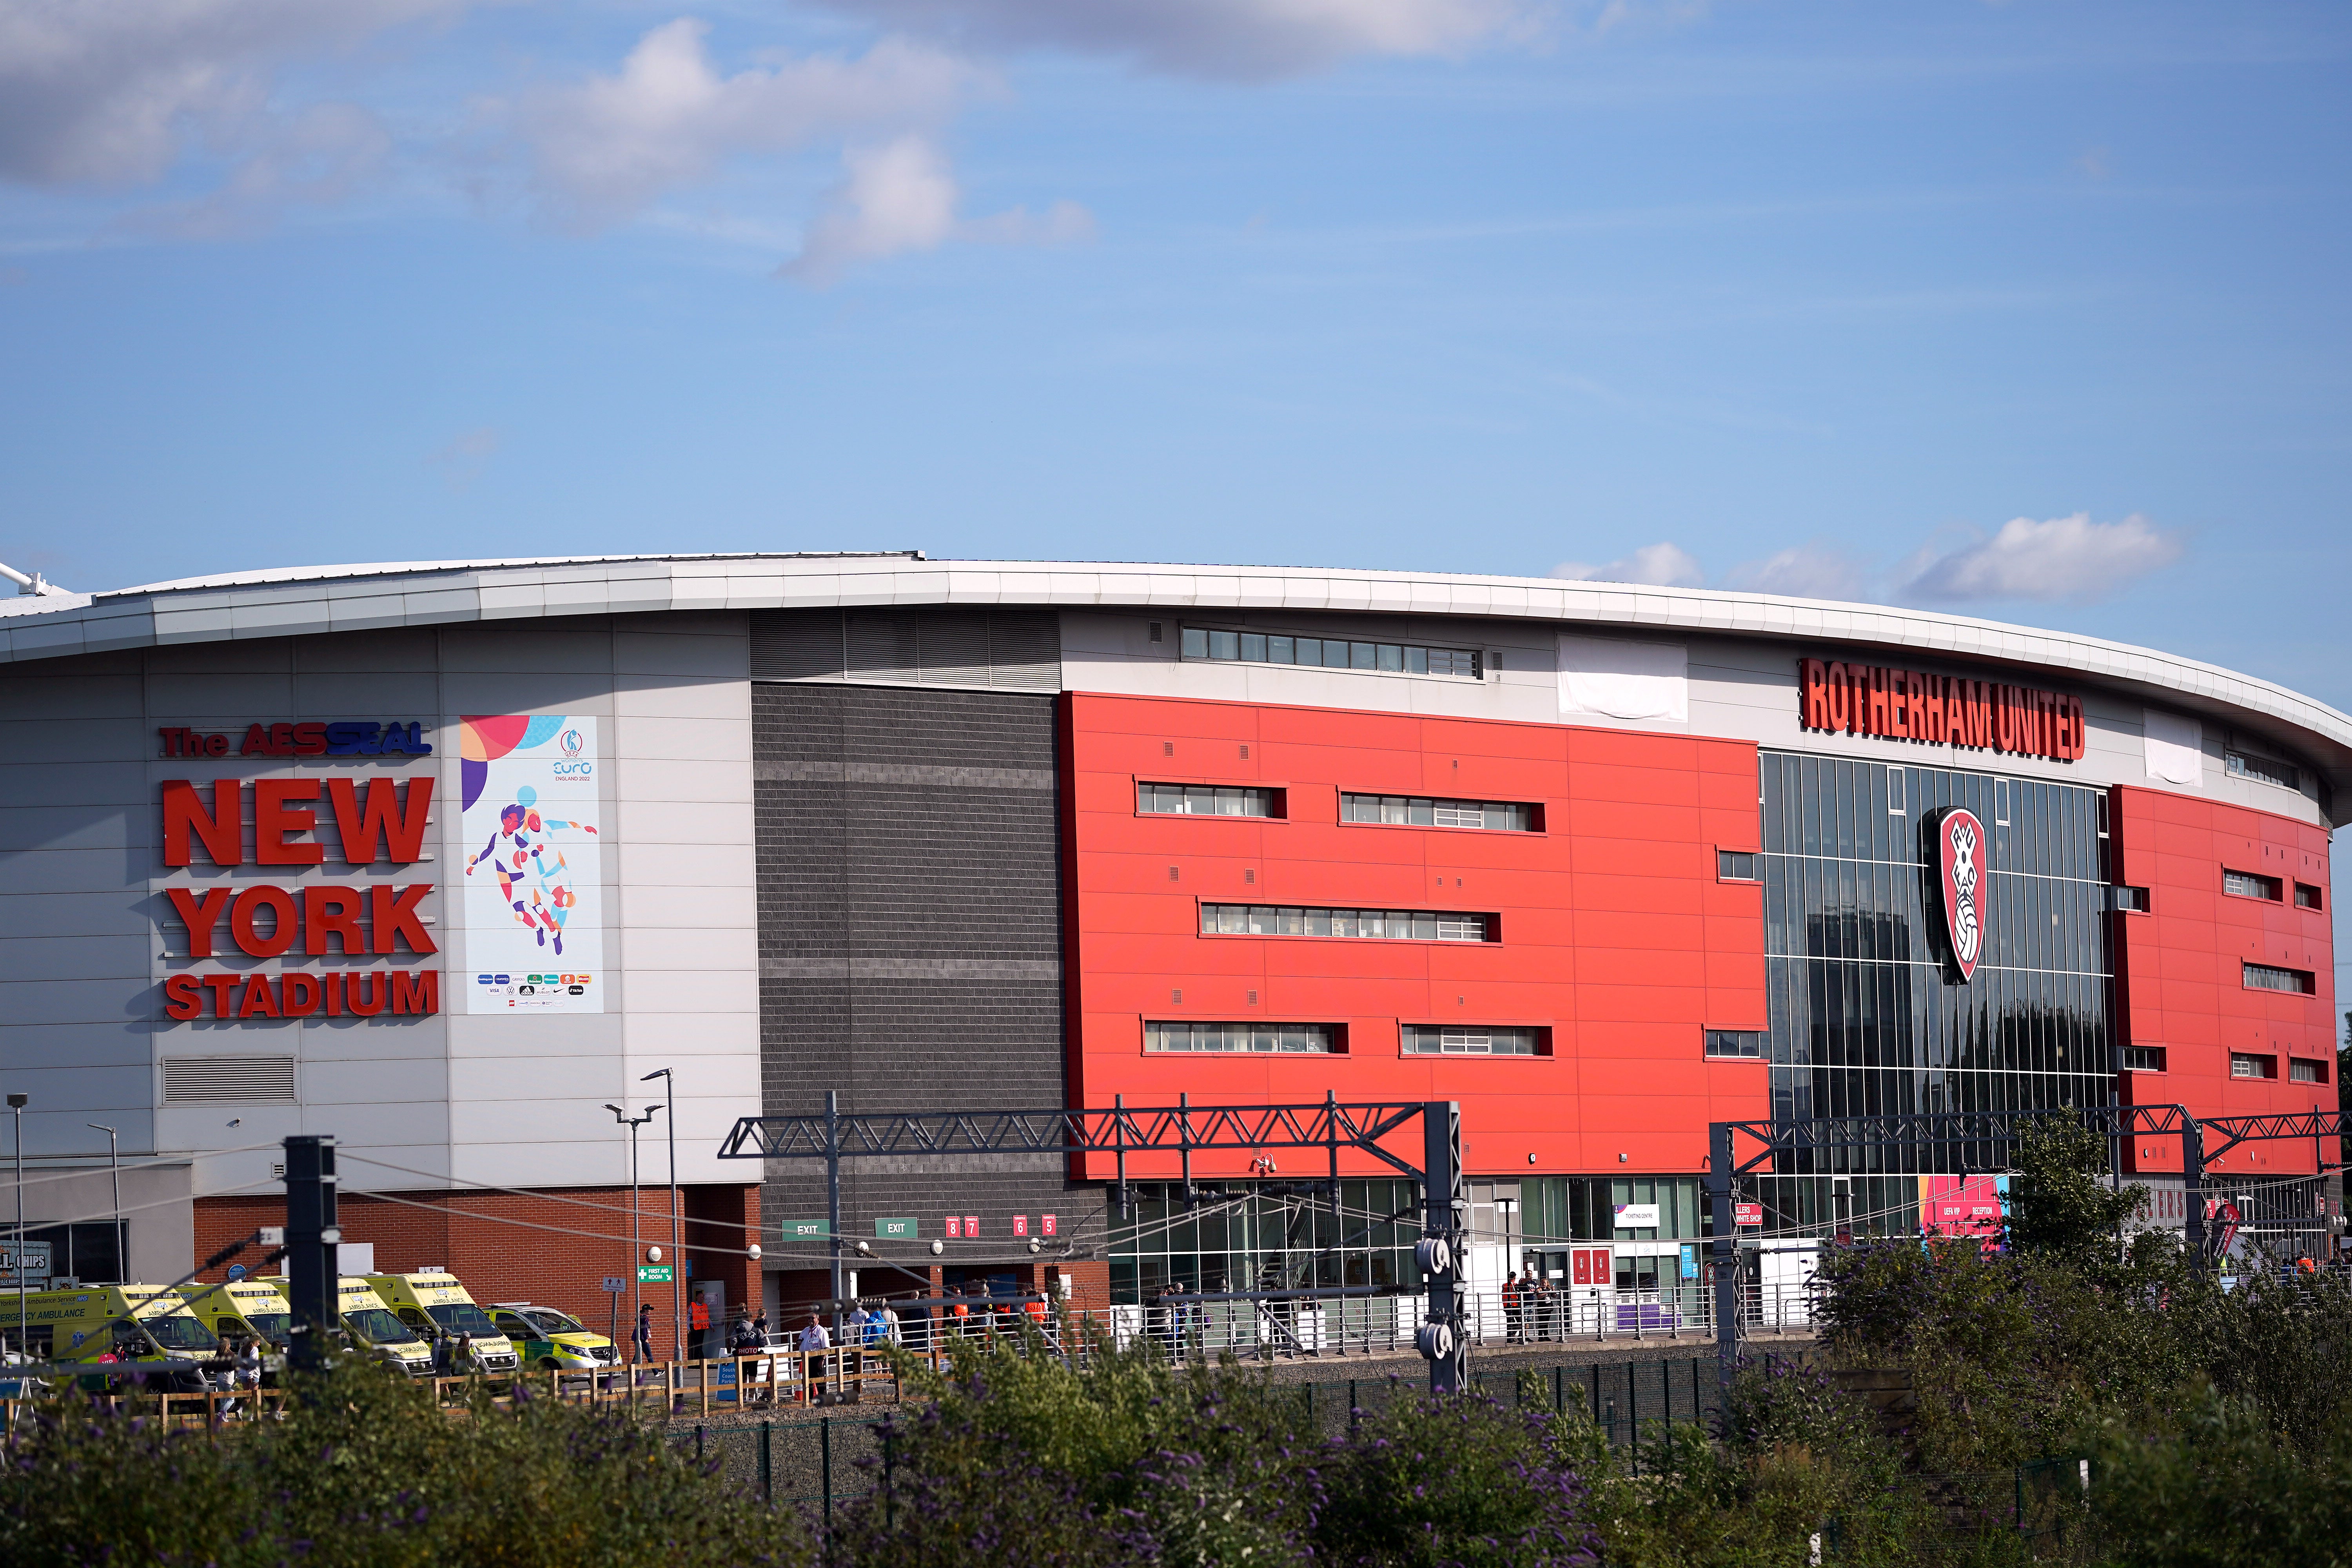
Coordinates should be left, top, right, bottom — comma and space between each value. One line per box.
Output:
0, 1361, 812, 1568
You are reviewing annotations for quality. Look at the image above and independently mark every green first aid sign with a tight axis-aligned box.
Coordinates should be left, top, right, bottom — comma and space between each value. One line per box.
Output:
874, 1217, 918, 1239
638, 1264, 674, 1284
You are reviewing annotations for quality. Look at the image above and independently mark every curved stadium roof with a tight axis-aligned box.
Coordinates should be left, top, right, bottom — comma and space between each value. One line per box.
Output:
3, 551, 2344, 799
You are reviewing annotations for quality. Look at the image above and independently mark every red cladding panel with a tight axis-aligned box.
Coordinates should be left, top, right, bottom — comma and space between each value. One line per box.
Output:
1064, 693, 1769, 1179
2113, 786, 2337, 1176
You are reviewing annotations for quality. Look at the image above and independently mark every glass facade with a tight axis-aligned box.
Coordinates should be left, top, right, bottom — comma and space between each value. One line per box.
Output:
1109, 1179, 1421, 1301
1756, 753, 2115, 1226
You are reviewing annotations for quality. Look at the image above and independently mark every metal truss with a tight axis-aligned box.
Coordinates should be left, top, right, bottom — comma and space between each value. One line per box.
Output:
2200, 1108, 2352, 1162
718, 1092, 1472, 1393
1715, 1103, 2195, 1178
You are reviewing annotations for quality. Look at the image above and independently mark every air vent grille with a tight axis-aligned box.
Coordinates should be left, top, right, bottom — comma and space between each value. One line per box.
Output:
163, 1056, 296, 1104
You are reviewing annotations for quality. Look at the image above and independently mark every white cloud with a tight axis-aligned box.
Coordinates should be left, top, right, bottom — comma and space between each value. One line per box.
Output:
805, 0, 1534, 78
781, 133, 1095, 285
1552, 541, 1704, 589
0, 0, 462, 187
1898, 512, 2184, 604
1722, 541, 1867, 602
512, 20, 977, 230
125, 102, 393, 240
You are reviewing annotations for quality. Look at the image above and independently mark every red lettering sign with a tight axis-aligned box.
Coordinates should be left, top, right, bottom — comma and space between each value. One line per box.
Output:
1795, 659, 2082, 761
162, 969, 441, 1020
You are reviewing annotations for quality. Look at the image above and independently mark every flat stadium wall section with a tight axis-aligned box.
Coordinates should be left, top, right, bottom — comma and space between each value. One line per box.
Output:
0, 612, 762, 1280
2112, 786, 2336, 1177
750, 678, 1091, 1270
1062, 691, 1771, 1181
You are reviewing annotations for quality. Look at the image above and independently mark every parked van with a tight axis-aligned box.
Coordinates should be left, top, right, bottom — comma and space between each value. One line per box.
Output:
0, 1284, 220, 1391
176, 1278, 294, 1368
261, 1276, 435, 1377
487, 1302, 619, 1372
364, 1272, 521, 1373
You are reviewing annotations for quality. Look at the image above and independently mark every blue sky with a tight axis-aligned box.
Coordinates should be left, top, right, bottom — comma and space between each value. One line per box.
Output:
0, 3, 2345, 691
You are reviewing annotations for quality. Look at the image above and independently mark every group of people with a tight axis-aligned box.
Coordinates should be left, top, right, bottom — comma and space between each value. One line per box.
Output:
1501, 1272, 1577, 1342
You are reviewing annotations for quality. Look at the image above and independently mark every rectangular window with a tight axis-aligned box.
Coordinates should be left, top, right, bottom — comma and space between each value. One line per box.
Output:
1199, 904, 1492, 942
2230, 1053, 2276, 1080
2223, 870, 2282, 901
1339, 793, 1535, 831
1138, 783, 1281, 818
1181, 626, 1482, 681
2290, 1058, 2327, 1084
1704, 1030, 1768, 1059
2111, 885, 2151, 913
1401, 1025, 1544, 1056
2243, 962, 2315, 995
2226, 751, 2298, 790
2296, 882, 2324, 910
1717, 850, 1760, 882
1145, 1021, 1335, 1054
2120, 1046, 2165, 1073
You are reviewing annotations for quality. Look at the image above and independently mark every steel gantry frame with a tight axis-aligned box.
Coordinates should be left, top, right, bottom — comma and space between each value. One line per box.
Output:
1704, 1102, 2352, 1388
718, 1093, 1471, 1392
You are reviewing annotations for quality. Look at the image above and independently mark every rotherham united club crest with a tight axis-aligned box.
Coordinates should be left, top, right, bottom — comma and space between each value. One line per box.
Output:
1933, 807, 1987, 982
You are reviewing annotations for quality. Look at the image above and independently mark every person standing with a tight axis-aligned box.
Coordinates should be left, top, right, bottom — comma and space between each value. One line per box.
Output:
633, 1303, 655, 1375
798, 1312, 830, 1398
1503, 1272, 1523, 1344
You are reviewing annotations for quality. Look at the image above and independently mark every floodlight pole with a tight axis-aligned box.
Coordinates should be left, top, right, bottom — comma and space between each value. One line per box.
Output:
9, 1093, 25, 1359
642, 1069, 681, 1361
606, 1103, 659, 1359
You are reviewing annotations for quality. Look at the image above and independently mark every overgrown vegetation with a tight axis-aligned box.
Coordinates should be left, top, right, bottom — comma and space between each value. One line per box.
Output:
0, 1361, 815, 1568
7, 1117, 2349, 1566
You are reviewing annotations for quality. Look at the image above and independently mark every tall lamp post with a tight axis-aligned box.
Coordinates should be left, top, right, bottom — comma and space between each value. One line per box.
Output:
87, 1124, 119, 1282
640, 1069, 682, 1361
605, 1103, 660, 1359
8, 1094, 25, 1360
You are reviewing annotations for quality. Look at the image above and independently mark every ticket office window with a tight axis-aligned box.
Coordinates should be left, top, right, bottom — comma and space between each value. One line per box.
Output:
1615, 1255, 1662, 1294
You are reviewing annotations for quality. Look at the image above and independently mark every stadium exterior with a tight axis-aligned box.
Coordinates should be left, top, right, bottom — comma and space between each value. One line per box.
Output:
0, 552, 2340, 1343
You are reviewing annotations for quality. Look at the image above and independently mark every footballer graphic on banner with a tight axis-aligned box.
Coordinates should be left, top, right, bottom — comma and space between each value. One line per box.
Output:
1931, 806, 1987, 982
459, 715, 603, 1013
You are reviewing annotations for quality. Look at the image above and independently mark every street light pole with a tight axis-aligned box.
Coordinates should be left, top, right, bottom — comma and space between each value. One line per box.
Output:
9, 1094, 26, 1360
87, 1124, 119, 1281
641, 1069, 681, 1360
605, 1103, 659, 1362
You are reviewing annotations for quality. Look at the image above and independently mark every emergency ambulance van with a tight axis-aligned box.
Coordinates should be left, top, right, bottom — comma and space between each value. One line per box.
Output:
261, 1276, 435, 1377
0, 1284, 220, 1391
487, 1302, 619, 1372
365, 1272, 521, 1374
176, 1278, 293, 1367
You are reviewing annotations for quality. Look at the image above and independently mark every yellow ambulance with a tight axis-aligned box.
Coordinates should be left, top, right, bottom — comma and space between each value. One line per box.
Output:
2, 1283, 220, 1392
487, 1301, 619, 1372
176, 1278, 293, 1363
260, 1276, 435, 1377
364, 1271, 521, 1374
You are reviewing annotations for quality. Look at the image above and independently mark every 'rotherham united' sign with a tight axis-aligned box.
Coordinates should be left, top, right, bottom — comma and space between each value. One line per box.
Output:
1798, 659, 2083, 762
1931, 807, 1987, 982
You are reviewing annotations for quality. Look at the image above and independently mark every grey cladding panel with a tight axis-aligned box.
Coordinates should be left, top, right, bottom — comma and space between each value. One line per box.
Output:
751, 608, 1062, 693
753, 684, 1071, 1252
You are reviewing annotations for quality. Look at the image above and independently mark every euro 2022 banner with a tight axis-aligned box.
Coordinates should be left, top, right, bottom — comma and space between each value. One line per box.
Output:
458, 715, 603, 1013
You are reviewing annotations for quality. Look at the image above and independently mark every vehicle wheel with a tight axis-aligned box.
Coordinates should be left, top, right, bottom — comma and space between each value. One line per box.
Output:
541, 1358, 560, 1370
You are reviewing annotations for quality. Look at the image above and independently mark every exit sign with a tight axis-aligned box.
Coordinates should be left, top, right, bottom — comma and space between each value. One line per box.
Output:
781, 1219, 830, 1238
874, 1217, 917, 1239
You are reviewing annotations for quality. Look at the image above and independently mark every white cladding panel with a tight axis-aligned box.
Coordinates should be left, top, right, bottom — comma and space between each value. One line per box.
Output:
0, 614, 760, 1232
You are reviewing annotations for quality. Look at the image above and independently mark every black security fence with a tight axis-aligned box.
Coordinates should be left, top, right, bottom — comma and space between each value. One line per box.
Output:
673, 1354, 1730, 1520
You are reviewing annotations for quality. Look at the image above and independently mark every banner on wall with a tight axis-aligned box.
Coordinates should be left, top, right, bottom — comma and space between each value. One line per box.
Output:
459, 715, 603, 1013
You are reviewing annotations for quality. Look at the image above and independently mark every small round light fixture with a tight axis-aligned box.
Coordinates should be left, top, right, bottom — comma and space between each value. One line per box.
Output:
646, 1245, 662, 1263
931, 1240, 946, 1256
746, 1243, 762, 1261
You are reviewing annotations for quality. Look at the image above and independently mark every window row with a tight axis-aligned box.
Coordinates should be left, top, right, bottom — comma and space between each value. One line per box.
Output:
1704, 1030, 1767, 1059
1139, 1022, 1547, 1056
1760, 753, 2111, 884
1181, 626, 1483, 680
1199, 904, 1492, 942
1139, 783, 1281, 818
1341, 793, 1534, 831
2227, 1053, 2328, 1083
2220, 867, 2325, 909
2225, 750, 2298, 790
2243, 962, 2315, 995
1134, 783, 1538, 831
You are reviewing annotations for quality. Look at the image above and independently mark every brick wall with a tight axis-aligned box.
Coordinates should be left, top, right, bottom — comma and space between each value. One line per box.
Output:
193, 1181, 757, 1355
